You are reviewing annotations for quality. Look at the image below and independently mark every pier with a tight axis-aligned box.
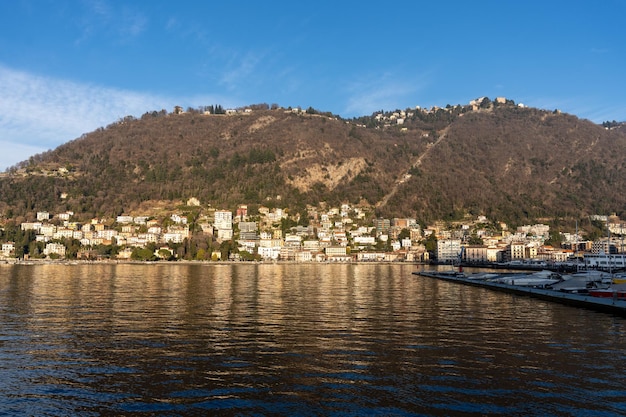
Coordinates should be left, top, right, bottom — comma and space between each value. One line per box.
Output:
413, 271, 626, 317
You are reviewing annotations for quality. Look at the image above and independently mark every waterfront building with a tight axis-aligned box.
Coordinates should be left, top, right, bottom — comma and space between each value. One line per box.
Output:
325, 246, 347, 257
44, 243, 66, 257
437, 239, 462, 264
1, 242, 14, 257
464, 245, 489, 263
295, 250, 313, 262
506, 242, 526, 261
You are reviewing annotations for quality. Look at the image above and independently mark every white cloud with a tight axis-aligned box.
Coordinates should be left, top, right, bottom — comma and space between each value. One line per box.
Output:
119, 9, 148, 37
219, 50, 266, 91
0, 140, 48, 171
523, 95, 622, 123
75, 0, 148, 45
0, 64, 241, 170
0, 65, 170, 170
342, 71, 431, 117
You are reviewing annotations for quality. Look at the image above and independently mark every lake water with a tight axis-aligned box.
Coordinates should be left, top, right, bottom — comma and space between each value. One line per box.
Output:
0, 263, 625, 416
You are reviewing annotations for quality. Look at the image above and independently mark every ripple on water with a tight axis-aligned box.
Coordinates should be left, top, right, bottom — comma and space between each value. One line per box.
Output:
1, 263, 626, 416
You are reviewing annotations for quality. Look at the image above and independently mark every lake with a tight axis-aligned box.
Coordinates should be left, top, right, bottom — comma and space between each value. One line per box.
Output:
1, 263, 625, 416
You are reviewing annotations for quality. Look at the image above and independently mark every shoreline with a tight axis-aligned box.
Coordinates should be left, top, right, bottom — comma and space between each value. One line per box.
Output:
1, 258, 427, 266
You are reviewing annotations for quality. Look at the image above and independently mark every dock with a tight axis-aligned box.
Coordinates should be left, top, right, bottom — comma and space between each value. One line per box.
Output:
413, 271, 626, 317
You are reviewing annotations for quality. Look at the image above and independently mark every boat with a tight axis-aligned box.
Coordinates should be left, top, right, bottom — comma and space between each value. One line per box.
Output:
611, 273, 626, 285
547, 265, 613, 293
465, 272, 501, 281
493, 270, 562, 287
549, 275, 599, 293
583, 253, 626, 271
588, 283, 626, 299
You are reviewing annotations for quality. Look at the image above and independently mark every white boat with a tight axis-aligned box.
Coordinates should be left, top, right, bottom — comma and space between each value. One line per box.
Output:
494, 270, 562, 287
583, 253, 626, 270
561, 270, 612, 284
549, 276, 596, 293
465, 272, 501, 281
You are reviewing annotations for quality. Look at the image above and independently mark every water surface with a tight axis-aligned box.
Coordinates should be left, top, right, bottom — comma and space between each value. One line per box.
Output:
1, 263, 625, 416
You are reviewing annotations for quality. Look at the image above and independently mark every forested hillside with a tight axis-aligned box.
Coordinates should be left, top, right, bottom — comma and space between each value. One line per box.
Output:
1, 100, 625, 225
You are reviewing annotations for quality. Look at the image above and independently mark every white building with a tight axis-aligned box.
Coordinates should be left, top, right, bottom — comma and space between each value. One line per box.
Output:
21, 222, 42, 231
436, 239, 462, 263
171, 214, 188, 224
214, 210, 232, 228
162, 232, 187, 244
58, 212, 73, 221
53, 228, 75, 240
303, 240, 320, 251
284, 234, 302, 248
40, 224, 56, 237
295, 250, 313, 262
148, 226, 162, 235
37, 212, 50, 221
1, 242, 15, 257
44, 243, 66, 257
258, 246, 281, 260
357, 252, 385, 262
325, 246, 347, 256
217, 229, 234, 240
97, 229, 119, 240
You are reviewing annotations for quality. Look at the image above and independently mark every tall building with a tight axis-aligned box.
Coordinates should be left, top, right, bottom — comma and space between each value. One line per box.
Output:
214, 210, 233, 241
238, 221, 258, 240
214, 210, 233, 230
436, 239, 461, 263
374, 218, 390, 235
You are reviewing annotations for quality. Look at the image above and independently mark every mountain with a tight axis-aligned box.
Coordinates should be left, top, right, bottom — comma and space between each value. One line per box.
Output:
1, 100, 625, 225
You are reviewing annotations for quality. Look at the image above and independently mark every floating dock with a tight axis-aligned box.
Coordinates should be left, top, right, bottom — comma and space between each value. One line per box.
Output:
413, 271, 626, 317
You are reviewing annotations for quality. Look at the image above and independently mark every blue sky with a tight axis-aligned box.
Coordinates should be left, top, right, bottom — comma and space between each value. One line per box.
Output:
1, 0, 625, 170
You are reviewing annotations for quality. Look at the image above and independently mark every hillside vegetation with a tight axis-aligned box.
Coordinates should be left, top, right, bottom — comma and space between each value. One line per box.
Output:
1, 100, 625, 225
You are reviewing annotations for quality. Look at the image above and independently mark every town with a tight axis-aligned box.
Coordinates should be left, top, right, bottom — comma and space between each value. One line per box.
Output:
1, 198, 625, 270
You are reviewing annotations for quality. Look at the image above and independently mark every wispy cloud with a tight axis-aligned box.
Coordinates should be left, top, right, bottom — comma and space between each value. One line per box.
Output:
0, 65, 169, 169
342, 71, 430, 117
75, 0, 148, 44
119, 8, 147, 37
0, 140, 47, 172
219, 50, 270, 92
523, 95, 623, 123
0, 64, 241, 170
590, 47, 609, 54
568, 103, 626, 124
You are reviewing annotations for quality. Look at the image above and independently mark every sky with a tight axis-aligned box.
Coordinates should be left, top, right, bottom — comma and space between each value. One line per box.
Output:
1, 0, 625, 170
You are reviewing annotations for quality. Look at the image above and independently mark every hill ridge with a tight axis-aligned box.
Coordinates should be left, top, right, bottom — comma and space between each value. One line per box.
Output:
1, 100, 625, 224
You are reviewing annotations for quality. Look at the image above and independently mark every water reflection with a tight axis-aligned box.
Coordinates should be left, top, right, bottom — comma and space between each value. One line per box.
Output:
0, 263, 625, 416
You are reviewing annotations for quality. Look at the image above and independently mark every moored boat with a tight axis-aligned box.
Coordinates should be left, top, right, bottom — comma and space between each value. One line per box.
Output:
493, 270, 562, 287
611, 274, 626, 284
588, 283, 626, 299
